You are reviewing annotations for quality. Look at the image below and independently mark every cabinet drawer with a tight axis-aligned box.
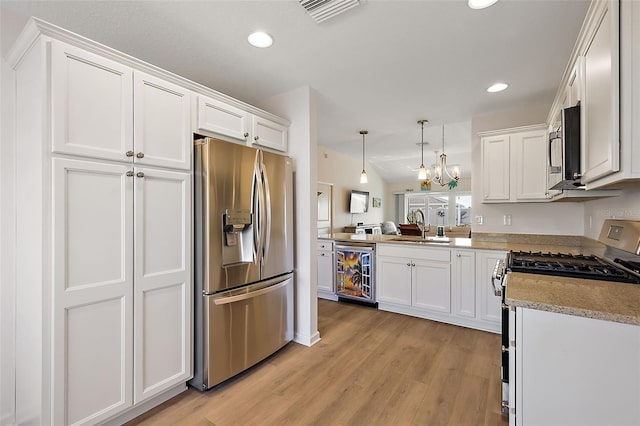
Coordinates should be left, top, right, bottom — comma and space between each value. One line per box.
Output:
317, 240, 334, 252
377, 244, 450, 262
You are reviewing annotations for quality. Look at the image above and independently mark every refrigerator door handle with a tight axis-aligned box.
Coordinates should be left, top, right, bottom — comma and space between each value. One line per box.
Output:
252, 153, 263, 263
261, 158, 272, 264
213, 277, 290, 305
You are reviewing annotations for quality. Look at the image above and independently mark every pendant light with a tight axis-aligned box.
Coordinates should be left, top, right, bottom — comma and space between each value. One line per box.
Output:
417, 119, 429, 180
434, 124, 460, 186
359, 130, 368, 184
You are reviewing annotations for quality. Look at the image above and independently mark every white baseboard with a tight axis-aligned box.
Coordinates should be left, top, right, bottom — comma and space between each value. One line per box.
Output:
293, 329, 321, 347
102, 383, 187, 426
378, 302, 501, 334
317, 291, 338, 301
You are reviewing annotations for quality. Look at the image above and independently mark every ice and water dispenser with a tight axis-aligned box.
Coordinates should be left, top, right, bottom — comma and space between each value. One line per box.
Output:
222, 209, 254, 266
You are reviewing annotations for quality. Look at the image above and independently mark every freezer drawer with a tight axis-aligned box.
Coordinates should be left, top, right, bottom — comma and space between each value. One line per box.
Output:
203, 273, 294, 389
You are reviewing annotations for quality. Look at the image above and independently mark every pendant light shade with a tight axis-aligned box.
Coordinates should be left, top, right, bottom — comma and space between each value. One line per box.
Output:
417, 120, 429, 180
360, 130, 368, 184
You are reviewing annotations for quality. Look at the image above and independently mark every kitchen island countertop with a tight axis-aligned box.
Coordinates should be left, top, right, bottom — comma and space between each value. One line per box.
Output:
505, 272, 640, 325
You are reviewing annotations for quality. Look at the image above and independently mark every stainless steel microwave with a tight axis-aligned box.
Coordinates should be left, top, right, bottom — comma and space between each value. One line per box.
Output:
549, 104, 582, 190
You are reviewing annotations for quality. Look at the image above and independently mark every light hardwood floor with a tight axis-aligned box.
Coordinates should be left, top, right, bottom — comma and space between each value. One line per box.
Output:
128, 299, 508, 426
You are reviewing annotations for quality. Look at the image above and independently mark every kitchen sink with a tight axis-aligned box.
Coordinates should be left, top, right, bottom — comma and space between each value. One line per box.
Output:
390, 237, 452, 244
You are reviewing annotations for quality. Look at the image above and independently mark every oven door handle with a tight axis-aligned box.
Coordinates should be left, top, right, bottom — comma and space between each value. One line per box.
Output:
492, 259, 505, 297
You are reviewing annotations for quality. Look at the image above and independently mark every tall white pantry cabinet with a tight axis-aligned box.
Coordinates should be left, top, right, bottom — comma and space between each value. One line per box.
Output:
10, 22, 192, 425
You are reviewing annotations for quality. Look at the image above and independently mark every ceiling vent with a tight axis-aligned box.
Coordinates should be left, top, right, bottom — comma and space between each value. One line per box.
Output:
299, 0, 360, 23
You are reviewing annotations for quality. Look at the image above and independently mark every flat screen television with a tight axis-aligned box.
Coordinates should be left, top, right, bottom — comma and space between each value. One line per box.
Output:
349, 190, 369, 214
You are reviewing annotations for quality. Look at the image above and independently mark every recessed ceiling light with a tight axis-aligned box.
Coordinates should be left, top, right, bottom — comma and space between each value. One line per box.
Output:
468, 0, 499, 10
248, 31, 273, 48
487, 83, 509, 93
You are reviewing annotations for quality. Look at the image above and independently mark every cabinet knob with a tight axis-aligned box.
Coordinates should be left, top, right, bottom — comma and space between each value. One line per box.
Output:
136, 171, 145, 178
126, 170, 134, 177
456, 253, 461, 257
244, 132, 249, 138
254, 136, 259, 141
407, 263, 411, 267
126, 151, 135, 157
320, 253, 325, 256
412, 262, 415, 267
136, 152, 144, 159
484, 194, 488, 198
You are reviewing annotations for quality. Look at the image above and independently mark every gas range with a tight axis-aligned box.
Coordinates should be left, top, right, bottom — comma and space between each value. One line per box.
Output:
507, 251, 640, 284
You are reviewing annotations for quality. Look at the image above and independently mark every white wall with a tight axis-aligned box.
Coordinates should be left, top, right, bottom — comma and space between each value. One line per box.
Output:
1, 56, 16, 425
317, 146, 387, 232
471, 104, 585, 236
257, 86, 320, 347
583, 189, 640, 240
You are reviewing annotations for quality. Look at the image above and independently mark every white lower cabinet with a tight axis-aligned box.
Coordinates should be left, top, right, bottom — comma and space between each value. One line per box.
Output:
316, 240, 336, 300
412, 260, 451, 313
513, 307, 640, 426
51, 159, 191, 424
376, 244, 500, 333
452, 249, 476, 319
477, 250, 506, 325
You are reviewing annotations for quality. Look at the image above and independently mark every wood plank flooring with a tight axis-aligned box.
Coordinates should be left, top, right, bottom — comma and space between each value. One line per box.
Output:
127, 300, 508, 426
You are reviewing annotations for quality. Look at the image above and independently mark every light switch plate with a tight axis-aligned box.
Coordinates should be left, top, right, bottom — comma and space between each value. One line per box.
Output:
475, 215, 483, 225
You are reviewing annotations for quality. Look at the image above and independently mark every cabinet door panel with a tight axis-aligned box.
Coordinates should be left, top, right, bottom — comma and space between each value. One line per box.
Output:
52, 158, 133, 425
134, 168, 191, 403
52, 41, 133, 161
197, 95, 249, 141
514, 130, 547, 200
377, 256, 412, 306
412, 261, 451, 313
477, 251, 505, 324
134, 72, 191, 170
317, 251, 334, 293
453, 250, 476, 318
252, 115, 288, 152
582, 2, 620, 183
481, 135, 510, 202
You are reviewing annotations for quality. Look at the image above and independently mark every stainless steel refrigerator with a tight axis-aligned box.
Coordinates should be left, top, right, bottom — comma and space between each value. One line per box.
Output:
191, 137, 294, 390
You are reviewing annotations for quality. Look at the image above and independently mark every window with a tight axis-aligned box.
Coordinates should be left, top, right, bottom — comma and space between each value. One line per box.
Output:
403, 193, 471, 227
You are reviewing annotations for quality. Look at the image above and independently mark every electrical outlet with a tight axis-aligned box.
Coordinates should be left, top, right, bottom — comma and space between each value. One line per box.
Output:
504, 214, 512, 226
475, 215, 483, 225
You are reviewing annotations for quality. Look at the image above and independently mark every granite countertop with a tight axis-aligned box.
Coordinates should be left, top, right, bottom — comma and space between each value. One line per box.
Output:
506, 272, 640, 325
318, 232, 587, 254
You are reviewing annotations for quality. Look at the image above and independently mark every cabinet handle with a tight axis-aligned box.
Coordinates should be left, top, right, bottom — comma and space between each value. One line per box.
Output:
456, 253, 461, 257
244, 132, 249, 138
412, 262, 415, 267
136, 152, 144, 159
254, 136, 259, 141
320, 253, 325, 256
407, 263, 411, 267
126, 151, 135, 157
126, 170, 134, 177
136, 171, 145, 178
501, 345, 509, 353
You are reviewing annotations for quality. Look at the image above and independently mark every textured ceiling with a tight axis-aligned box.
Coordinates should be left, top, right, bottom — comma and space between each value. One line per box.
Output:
1, 0, 590, 183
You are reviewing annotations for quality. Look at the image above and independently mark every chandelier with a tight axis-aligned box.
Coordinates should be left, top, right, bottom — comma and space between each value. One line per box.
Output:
423, 125, 460, 188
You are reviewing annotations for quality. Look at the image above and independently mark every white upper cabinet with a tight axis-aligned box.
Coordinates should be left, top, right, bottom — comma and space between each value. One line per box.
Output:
51, 41, 133, 162
481, 134, 511, 202
251, 115, 288, 152
52, 41, 192, 169
513, 130, 548, 200
134, 72, 191, 170
582, 0, 620, 184
196, 94, 289, 152
480, 125, 548, 203
196, 95, 250, 142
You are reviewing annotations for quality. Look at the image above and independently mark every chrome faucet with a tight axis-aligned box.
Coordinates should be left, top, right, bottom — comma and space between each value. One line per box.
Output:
413, 210, 427, 239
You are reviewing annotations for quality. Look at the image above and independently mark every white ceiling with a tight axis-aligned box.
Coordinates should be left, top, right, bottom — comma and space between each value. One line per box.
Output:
1, 0, 590, 183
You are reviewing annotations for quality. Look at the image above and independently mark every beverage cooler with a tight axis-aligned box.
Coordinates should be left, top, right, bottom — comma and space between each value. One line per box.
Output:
335, 243, 375, 304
